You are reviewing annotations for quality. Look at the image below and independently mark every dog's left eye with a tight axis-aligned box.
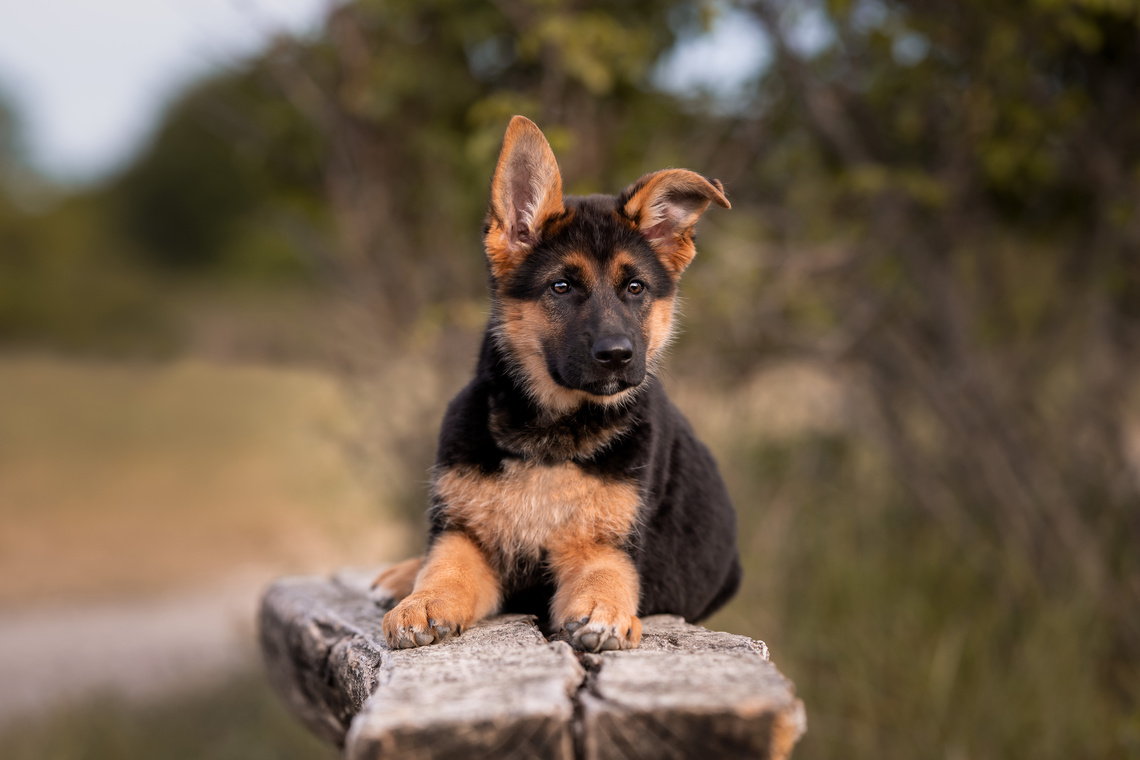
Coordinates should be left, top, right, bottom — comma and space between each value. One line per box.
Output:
627, 280, 645, 295
551, 280, 570, 295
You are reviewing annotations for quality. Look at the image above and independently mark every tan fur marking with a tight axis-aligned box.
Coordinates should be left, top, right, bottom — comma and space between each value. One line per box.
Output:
484, 219, 515, 279
662, 240, 698, 276
608, 250, 638, 290
495, 297, 639, 414
621, 172, 671, 226
549, 540, 642, 649
434, 461, 641, 564
646, 296, 677, 367
561, 250, 599, 289
496, 298, 573, 412
382, 532, 500, 648
370, 556, 423, 602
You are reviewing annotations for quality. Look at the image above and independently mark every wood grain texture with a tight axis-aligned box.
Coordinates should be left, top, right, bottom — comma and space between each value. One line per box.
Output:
577, 616, 805, 760
258, 568, 805, 759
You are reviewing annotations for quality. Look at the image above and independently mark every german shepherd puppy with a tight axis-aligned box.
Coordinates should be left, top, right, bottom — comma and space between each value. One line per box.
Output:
374, 116, 740, 653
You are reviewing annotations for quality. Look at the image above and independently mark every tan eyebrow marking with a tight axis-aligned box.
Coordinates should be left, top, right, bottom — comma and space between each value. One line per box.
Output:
558, 250, 599, 289
609, 250, 638, 290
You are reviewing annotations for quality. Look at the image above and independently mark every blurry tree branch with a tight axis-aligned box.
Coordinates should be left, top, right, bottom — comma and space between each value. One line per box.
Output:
734, 0, 1140, 616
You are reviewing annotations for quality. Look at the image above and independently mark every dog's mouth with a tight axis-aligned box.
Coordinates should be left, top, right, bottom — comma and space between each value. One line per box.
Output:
548, 364, 644, 398
580, 376, 638, 397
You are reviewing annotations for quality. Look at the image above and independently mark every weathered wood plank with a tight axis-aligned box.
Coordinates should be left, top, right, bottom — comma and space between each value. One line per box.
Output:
258, 575, 389, 745
258, 570, 805, 759
345, 616, 583, 760
577, 616, 805, 760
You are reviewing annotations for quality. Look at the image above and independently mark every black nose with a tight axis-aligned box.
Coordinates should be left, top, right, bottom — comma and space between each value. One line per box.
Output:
592, 336, 633, 367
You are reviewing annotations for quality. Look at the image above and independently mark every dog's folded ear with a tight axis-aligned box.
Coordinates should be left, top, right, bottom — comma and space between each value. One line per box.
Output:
618, 170, 730, 275
485, 116, 565, 279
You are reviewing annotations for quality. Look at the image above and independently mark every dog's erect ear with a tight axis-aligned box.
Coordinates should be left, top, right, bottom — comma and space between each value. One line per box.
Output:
485, 116, 565, 278
619, 170, 730, 275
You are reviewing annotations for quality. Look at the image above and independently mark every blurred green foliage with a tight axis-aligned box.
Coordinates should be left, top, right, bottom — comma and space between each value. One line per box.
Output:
0, 66, 326, 355
1, 0, 1139, 757
0, 673, 337, 760
111, 71, 326, 276
713, 431, 1140, 759
0, 192, 178, 354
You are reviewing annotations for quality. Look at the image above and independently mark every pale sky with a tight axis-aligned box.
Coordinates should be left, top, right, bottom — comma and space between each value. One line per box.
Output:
0, 0, 331, 184
0, 0, 766, 186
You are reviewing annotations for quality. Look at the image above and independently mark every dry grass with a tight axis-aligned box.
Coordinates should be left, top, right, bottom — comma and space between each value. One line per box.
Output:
0, 355, 410, 605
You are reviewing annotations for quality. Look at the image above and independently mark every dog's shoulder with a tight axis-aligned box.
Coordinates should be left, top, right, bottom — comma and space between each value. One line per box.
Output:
434, 354, 508, 474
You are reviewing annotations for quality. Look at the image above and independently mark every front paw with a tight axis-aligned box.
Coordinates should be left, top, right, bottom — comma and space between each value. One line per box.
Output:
369, 557, 422, 608
382, 593, 465, 649
558, 602, 642, 652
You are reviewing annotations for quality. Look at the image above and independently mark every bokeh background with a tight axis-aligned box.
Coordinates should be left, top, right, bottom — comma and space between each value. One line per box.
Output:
2, 0, 1139, 758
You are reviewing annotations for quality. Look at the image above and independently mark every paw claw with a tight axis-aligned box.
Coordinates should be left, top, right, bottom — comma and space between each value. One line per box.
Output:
382, 593, 467, 650
428, 618, 454, 641
560, 608, 641, 653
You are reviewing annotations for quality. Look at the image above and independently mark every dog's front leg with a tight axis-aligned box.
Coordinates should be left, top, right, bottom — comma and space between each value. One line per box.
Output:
382, 531, 500, 649
549, 541, 642, 652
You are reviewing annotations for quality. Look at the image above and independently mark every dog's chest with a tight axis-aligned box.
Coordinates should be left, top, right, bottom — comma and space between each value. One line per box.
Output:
434, 460, 640, 560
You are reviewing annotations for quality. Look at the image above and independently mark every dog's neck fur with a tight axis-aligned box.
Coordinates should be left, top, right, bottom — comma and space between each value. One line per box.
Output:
478, 333, 640, 464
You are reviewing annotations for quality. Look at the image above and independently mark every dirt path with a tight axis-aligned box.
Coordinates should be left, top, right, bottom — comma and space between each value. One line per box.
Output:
0, 572, 271, 721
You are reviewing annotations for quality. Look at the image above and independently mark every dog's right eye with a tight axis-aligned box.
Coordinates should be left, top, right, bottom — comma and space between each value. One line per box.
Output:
551, 281, 570, 295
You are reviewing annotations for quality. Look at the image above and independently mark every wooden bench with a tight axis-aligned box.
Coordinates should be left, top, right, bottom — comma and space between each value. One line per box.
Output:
259, 569, 805, 759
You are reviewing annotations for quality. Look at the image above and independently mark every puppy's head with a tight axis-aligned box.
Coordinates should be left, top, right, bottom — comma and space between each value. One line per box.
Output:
485, 116, 729, 414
